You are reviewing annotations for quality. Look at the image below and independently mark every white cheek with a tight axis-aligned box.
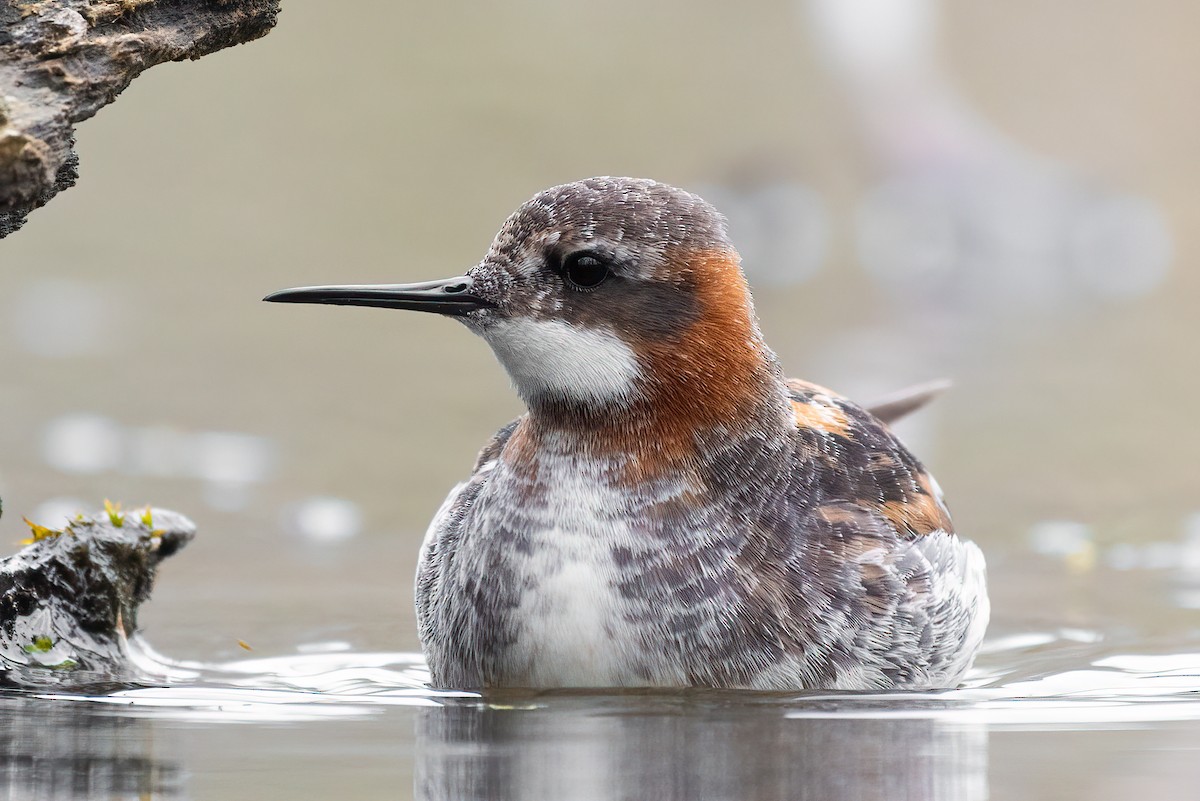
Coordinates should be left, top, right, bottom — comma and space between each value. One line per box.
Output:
480, 318, 640, 406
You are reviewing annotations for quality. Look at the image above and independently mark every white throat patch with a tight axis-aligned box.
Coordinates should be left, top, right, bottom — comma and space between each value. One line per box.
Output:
479, 318, 640, 406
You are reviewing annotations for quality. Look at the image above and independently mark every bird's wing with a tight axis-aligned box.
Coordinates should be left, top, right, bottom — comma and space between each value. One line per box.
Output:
786, 377, 949, 427
783, 378, 954, 539
747, 502, 984, 688
738, 382, 974, 686
414, 417, 523, 655
468, 417, 522, 472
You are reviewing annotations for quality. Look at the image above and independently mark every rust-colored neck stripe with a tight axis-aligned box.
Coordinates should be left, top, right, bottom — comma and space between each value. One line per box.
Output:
513, 248, 788, 483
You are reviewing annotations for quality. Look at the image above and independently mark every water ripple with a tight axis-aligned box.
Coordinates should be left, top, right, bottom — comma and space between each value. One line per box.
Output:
16, 631, 1200, 729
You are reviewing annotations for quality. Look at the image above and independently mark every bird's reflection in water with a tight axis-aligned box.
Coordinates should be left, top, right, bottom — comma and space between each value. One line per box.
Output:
416, 695, 988, 801
0, 698, 182, 801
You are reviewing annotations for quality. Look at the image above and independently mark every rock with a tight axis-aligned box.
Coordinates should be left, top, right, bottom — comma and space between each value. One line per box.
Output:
0, 502, 194, 684
0, 0, 279, 237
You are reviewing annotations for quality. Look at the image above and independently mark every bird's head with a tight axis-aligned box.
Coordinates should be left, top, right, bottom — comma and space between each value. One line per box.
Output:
266, 178, 782, 429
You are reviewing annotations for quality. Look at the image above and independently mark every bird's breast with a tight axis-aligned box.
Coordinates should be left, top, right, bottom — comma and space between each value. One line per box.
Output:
504, 521, 641, 686
464, 453, 697, 687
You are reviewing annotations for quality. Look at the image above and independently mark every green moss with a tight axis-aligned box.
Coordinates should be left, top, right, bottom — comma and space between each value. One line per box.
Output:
23, 636, 54, 654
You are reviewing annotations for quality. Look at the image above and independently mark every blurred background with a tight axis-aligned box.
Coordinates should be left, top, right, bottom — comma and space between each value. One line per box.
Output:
1, 1, 1198, 798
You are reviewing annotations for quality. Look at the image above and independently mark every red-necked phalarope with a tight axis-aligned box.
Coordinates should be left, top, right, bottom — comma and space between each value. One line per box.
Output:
266, 177, 989, 690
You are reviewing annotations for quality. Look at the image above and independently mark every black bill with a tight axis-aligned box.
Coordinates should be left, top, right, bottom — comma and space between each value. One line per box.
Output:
263, 276, 491, 316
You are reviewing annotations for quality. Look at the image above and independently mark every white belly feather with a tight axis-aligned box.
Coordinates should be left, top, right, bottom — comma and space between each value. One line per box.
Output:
498, 465, 656, 687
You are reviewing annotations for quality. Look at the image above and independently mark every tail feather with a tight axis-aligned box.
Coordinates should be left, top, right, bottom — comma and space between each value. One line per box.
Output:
863, 379, 952, 425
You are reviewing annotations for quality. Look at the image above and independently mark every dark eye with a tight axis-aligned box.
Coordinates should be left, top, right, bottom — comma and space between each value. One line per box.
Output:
562, 252, 610, 290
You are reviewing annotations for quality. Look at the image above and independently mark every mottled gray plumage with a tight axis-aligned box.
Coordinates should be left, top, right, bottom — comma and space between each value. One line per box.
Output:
416, 381, 987, 690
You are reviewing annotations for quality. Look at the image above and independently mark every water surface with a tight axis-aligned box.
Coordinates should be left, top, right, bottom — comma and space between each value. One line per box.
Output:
6, 548, 1200, 801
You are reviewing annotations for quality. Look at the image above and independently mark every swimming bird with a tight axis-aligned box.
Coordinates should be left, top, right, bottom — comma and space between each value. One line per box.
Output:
264, 177, 989, 690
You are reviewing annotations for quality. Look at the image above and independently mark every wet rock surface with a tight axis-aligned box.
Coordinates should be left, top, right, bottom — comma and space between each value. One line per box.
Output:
0, 0, 279, 237
0, 503, 194, 686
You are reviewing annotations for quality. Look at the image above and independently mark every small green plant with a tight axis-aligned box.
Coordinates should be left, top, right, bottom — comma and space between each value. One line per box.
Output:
104, 499, 125, 528
23, 636, 53, 654
19, 518, 60, 546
